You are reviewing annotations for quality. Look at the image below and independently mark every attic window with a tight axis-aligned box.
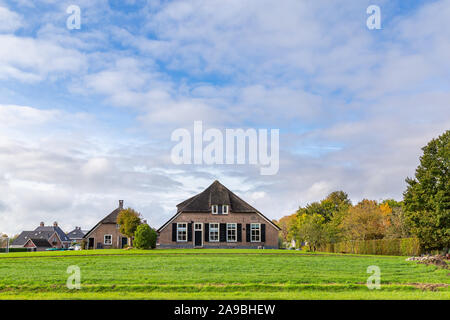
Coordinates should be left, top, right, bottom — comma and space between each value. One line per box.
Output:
212, 205, 229, 214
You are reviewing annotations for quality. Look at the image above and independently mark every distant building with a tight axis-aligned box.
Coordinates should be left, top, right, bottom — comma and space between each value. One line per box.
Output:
67, 227, 86, 245
11, 222, 71, 250
83, 200, 129, 249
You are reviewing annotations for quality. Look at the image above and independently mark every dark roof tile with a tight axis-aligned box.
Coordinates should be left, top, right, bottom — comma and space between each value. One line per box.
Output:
178, 180, 255, 213
67, 228, 85, 240
27, 238, 52, 248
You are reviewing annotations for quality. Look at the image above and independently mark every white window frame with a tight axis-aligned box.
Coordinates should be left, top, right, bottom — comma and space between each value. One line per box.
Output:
211, 205, 218, 214
177, 223, 187, 242
227, 223, 237, 242
223, 205, 229, 214
209, 223, 219, 242
104, 234, 112, 245
250, 223, 261, 242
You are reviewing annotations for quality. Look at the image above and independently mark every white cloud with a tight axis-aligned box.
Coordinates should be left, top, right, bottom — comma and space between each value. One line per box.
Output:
0, 6, 23, 32
0, 34, 87, 82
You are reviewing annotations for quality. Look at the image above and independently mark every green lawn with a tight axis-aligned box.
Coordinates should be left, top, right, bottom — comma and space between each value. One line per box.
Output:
0, 249, 448, 299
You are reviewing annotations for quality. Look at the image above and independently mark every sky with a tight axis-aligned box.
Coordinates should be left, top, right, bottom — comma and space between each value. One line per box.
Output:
0, 0, 449, 236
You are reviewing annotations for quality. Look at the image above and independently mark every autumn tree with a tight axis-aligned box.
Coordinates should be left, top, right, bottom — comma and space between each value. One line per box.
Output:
0, 234, 8, 248
381, 199, 410, 239
340, 200, 388, 240
403, 130, 450, 251
117, 208, 142, 246
277, 214, 297, 243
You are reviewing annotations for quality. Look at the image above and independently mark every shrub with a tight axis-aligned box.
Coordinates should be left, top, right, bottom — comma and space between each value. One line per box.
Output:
134, 224, 157, 249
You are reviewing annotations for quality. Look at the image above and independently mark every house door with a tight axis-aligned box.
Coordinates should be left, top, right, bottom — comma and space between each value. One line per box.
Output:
121, 237, 128, 248
88, 238, 94, 249
194, 223, 203, 247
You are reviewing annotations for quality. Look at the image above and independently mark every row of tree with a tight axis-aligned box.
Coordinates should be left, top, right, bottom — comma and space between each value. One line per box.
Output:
277, 130, 449, 253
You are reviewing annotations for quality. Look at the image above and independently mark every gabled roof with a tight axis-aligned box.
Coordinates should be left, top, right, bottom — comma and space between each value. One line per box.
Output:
83, 202, 123, 239
158, 180, 281, 232
25, 238, 52, 248
67, 228, 85, 240
12, 230, 55, 246
176, 180, 256, 213
34, 226, 70, 242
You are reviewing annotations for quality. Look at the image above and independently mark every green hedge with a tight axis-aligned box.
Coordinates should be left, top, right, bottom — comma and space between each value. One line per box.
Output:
0, 248, 29, 253
317, 238, 421, 256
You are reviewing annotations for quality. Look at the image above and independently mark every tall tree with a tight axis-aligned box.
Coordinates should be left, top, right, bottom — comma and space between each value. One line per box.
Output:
117, 208, 142, 246
403, 130, 450, 251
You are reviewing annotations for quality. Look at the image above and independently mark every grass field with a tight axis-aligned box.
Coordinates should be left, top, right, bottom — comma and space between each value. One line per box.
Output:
0, 249, 448, 300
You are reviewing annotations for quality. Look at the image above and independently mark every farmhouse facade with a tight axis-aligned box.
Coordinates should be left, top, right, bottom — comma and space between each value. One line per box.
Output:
83, 200, 129, 249
157, 180, 281, 249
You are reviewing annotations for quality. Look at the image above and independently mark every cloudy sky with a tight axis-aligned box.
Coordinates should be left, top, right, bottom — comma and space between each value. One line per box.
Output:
0, 0, 449, 236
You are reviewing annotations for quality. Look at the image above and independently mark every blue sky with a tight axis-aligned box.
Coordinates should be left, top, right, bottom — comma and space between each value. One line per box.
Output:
0, 0, 449, 236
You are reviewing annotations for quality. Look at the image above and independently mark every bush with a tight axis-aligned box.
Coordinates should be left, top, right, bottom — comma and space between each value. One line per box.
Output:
134, 224, 157, 249
318, 238, 421, 256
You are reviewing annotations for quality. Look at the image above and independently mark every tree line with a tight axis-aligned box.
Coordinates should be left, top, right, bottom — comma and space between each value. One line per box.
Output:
277, 130, 449, 253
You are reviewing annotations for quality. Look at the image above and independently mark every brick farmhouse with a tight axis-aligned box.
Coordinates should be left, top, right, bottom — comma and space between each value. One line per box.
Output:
157, 180, 281, 249
83, 200, 130, 249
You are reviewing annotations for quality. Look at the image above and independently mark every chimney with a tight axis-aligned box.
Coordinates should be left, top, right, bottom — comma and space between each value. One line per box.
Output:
40, 222, 44, 227
53, 221, 58, 227
119, 200, 124, 209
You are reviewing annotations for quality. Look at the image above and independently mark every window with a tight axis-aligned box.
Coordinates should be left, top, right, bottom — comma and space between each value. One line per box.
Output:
251, 223, 261, 242
177, 223, 187, 242
227, 223, 237, 242
104, 234, 112, 245
212, 204, 229, 214
209, 223, 219, 242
